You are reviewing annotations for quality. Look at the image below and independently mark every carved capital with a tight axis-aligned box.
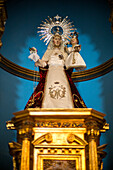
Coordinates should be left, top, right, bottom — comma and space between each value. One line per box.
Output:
18, 119, 34, 140
85, 118, 100, 140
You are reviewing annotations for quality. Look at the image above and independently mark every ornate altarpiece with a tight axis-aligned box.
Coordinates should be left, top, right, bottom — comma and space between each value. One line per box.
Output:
1, 1, 113, 169
7, 108, 109, 170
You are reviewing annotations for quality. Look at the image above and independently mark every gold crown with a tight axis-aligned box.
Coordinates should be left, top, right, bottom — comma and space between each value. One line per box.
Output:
37, 15, 77, 45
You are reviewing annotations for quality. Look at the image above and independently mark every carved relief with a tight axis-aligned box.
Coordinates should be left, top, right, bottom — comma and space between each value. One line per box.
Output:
67, 133, 88, 145
35, 121, 84, 128
32, 133, 52, 145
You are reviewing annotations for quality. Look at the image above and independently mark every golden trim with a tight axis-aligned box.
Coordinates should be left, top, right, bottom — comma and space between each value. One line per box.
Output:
37, 154, 82, 170
67, 133, 88, 145
13, 108, 106, 121
73, 94, 86, 108
32, 133, 52, 145
26, 91, 44, 108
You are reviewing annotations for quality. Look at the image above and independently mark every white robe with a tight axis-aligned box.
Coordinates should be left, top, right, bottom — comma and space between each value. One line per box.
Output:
41, 48, 74, 108
36, 47, 86, 108
65, 46, 86, 70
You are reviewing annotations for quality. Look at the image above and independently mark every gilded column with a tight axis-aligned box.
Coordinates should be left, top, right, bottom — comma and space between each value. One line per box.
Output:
18, 119, 34, 170
85, 119, 100, 170
20, 138, 30, 170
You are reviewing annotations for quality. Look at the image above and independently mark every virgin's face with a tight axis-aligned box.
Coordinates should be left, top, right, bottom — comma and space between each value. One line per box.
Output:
53, 35, 62, 47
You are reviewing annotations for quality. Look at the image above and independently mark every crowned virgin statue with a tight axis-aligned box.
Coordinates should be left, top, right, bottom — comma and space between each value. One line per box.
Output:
25, 15, 86, 109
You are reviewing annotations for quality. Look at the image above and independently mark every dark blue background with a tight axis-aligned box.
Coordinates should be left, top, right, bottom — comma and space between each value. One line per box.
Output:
0, 0, 113, 169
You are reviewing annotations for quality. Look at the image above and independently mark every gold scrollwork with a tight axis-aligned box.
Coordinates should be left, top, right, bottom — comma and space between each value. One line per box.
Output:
45, 133, 52, 143
67, 134, 75, 143
32, 133, 52, 145
35, 121, 84, 128
27, 91, 43, 108
73, 94, 86, 108
67, 133, 88, 145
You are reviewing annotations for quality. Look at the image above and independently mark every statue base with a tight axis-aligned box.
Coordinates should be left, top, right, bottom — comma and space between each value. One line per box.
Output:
6, 108, 109, 170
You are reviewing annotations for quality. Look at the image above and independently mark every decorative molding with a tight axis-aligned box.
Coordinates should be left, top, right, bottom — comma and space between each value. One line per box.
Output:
0, 54, 113, 82
67, 133, 88, 145
8, 141, 22, 155
35, 121, 84, 128
32, 133, 52, 145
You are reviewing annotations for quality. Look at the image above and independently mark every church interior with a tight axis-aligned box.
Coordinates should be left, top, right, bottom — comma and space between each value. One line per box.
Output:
0, 0, 113, 169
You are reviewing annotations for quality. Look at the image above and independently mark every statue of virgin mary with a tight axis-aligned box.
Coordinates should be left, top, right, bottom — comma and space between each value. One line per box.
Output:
25, 15, 86, 109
